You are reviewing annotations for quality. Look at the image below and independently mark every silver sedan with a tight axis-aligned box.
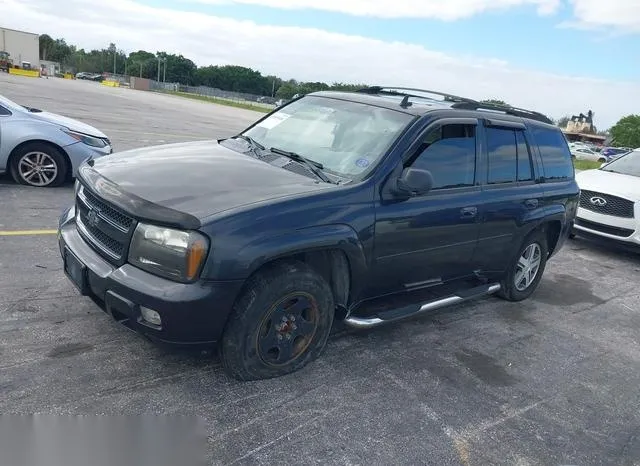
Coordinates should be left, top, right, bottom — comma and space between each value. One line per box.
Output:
0, 94, 112, 187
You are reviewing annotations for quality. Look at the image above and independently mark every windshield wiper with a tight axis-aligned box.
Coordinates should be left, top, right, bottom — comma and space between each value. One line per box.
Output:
269, 147, 337, 184
234, 134, 266, 152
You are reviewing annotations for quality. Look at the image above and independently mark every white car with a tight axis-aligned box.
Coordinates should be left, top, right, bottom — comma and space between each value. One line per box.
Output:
573, 149, 640, 248
570, 144, 607, 163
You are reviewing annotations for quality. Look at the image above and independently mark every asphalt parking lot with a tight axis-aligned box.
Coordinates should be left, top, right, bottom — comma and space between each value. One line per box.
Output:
2, 74, 640, 465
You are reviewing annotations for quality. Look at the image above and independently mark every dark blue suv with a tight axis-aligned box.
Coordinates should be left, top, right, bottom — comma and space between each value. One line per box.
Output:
58, 87, 579, 380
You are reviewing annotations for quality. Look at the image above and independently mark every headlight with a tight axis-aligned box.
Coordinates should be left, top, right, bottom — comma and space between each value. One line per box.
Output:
63, 129, 108, 148
128, 223, 209, 283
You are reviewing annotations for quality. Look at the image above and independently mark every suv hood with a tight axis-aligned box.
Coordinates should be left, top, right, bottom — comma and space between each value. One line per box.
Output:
576, 169, 640, 202
79, 140, 333, 227
29, 110, 107, 138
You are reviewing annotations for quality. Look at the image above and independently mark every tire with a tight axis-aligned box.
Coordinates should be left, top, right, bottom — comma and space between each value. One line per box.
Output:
220, 260, 335, 381
10, 142, 68, 187
498, 230, 549, 302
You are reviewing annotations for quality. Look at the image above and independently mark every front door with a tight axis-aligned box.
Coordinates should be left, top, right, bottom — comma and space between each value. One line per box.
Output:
370, 119, 482, 297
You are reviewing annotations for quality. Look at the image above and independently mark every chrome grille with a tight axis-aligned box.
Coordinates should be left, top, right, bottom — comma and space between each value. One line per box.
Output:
75, 185, 135, 263
579, 190, 635, 219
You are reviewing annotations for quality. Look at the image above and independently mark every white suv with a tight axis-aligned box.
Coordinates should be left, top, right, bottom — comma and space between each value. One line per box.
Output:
573, 149, 640, 247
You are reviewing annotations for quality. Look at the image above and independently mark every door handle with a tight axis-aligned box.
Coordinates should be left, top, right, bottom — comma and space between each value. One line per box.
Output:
460, 206, 477, 218
524, 199, 539, 209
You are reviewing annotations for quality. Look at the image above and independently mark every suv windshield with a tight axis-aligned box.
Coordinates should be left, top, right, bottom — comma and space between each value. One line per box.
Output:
601, 149, 640, 177
241, 95, 414, 179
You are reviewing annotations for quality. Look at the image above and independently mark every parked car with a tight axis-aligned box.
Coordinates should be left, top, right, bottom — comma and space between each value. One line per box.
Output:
0, 94, 112, 187
573, 149, 640, 247
601, 146, 632, 160
570, 144, 607, 163
58, 87, 578, 380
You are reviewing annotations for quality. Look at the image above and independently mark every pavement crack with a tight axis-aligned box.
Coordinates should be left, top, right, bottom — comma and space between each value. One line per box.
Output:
227, 408, 338, 464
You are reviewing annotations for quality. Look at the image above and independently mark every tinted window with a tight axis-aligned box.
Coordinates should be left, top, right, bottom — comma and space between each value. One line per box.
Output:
0, 105, 10, 116
487, 127, 517, 184
410, 124, 476, 189
516, 131, 533, 181
531, 126, 573, 180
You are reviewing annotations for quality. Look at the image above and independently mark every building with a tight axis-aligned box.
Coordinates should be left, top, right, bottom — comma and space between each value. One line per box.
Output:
40, 59, 60, 77
0, 27, 40, 69
566, 111, 595, 133
562, 109, 607, 146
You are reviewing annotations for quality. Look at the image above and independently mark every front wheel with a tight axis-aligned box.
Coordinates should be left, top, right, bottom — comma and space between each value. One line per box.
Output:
220, 261, 335, 381
10, 142, 68, 187
498, 230, 549, 302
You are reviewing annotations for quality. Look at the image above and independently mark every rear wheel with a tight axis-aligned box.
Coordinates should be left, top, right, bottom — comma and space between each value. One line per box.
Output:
498, 230, 549, 302
10, 142, 68, 187
220, 261, 334, 381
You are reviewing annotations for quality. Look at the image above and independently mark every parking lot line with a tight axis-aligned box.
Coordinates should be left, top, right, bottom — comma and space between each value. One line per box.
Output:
0, 229, 58, 236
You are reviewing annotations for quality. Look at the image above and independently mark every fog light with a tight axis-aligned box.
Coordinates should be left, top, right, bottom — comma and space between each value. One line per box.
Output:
140, 306, 162, 326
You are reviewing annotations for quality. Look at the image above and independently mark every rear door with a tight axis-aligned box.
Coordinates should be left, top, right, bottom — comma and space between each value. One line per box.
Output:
474, 119, 545, 273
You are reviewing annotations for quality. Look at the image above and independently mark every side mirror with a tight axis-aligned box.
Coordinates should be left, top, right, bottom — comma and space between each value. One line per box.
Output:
395, 167, 433, 196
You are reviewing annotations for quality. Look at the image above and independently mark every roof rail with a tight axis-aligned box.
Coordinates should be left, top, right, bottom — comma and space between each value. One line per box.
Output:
356, 86, 553, 124
356, 86, 479, 105
450, 101, 554, 125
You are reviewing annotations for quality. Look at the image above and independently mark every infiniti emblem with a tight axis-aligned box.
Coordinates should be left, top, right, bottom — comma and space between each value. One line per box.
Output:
590, 196, 607, 207
86, 208, 100, 227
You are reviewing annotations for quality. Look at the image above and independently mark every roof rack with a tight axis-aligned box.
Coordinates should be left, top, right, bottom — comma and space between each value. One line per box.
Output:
356, 86, 553, 124
450, 101, 554, 125
356, 86, 479, 106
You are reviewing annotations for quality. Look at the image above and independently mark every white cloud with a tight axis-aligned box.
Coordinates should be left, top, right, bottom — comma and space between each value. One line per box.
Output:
3, 0, 638, 128
184, 0, 562, 20
564, 0, 640, 32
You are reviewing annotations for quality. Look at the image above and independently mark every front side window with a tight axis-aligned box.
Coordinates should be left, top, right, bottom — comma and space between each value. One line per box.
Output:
242, 96, 414, 178
408, 123, 476, 189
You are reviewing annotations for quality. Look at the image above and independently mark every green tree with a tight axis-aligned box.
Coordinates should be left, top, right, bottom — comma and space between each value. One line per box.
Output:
556, 115, 570, 128
609, 115, 640, 148
39, 34, 55, 60
128, 50, 156, 78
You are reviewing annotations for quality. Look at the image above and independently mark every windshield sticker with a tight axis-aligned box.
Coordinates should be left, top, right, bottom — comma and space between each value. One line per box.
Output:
355, 158, 370, 168
257, 112, 292, 129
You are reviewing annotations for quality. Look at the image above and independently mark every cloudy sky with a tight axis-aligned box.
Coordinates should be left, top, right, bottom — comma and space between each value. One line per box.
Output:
3, 0, 639, 128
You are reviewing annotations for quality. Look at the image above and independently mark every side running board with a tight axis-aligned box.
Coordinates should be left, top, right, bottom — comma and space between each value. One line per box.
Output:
343, 283, 501, 329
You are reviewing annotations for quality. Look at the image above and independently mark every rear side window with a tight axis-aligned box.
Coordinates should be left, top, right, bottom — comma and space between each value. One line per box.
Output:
486, 127, 517, 184
0, 105, 11, 116
486, 127, 534, 184
516, 131, 533, 181
530, 126, 573, 180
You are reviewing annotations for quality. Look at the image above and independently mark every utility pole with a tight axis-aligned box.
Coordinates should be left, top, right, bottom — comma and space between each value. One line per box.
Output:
163, 58, 166, 83
113, 47, 116, 75
156, 56, 160, 82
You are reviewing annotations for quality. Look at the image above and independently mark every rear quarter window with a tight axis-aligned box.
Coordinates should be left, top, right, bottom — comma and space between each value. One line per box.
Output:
530, 126, 574, 180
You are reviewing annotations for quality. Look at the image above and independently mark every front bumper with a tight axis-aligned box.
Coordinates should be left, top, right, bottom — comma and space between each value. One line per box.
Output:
58, 206, 244, 345
573, 205, 640, 247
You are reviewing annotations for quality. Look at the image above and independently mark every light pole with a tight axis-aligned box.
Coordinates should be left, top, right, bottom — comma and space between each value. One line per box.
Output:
113, 47, 116, 75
